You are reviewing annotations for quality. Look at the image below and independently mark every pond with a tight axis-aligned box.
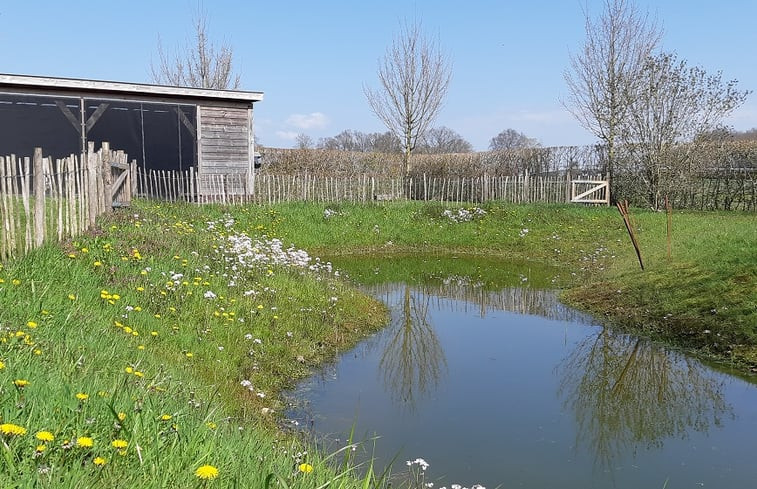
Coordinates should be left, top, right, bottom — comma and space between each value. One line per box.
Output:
285, 254, 757, 488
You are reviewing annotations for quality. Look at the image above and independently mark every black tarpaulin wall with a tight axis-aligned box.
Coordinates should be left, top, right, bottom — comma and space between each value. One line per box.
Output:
0, 93, 197, 171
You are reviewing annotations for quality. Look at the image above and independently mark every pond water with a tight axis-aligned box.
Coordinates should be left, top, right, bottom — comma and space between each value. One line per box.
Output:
286, 255, 757, 488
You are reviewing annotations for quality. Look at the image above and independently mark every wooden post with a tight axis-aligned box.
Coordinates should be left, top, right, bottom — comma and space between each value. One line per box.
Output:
33, 147, 45, 247
101, 142, 112, 213
617, 200, 644, 270
665, 195, 672, 260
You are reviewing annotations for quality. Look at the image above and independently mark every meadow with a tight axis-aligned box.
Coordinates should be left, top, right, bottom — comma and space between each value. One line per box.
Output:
0, 199, 754, 487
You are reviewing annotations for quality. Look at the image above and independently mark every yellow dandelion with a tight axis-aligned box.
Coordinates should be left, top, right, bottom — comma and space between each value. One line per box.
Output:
150, 331, 158, 337
298, 463, 314, 474
134, 371, 144, 378
68, 294, 76, 301
136, 286, 145, 292
111, 439, 128, 449
93, 261, 102, 267
205, 421, 217, 430
12, 279, 21, 285
76, 436, 94, 448
33, 349, 42, 355
0, 423, 27, 436
35, 431, 55, 442
0, 360, 5, 369
117, 412, 127, 422
195, 464, 219, 480
185, 352, 193, 358
160, 414, 172, 421
124, 366, 134, 374
93, 456, 107, 466
76, 392, 89, 401
26, 321, 37, 328
35, 444, 47, 453
13, 379, 30, 388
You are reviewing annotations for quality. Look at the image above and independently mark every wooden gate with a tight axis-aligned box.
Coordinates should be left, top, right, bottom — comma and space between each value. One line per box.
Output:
108, 150, 135, 208
571, 178, 610, 205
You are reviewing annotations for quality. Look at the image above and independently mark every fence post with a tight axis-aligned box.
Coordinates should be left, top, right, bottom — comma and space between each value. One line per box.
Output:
102, 142, 112, 213
33, 147, 45, 247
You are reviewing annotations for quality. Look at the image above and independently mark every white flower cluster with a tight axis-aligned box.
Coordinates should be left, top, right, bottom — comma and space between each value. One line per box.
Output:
323, 208, 341, 219
442, 207, 487, 223
406, 458, 430, 471
220, 234, 333, 274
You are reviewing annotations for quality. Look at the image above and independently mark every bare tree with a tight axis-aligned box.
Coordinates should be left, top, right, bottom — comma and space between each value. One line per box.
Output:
488, 129, 540, 151
563, 0, 661, 187
416, 126, 473, 154
151, 11, 241, 89
621, 52, 749, 208
295, 133, 313, 149
364, 20, 452, 175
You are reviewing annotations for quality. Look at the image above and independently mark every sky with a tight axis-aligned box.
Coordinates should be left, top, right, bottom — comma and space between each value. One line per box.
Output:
1, 0, 756, 151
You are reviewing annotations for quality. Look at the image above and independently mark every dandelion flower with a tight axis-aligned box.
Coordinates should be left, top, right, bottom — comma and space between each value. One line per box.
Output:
93, 456, 107, 466
13, 379, 30, 388
76, 436, 94, 448
35, 444, 47, 453
26, 321, 38, 328
298, 463, 314, 474
195, 464, 219, 480
35, 431, 55, 442
117, 412, 127, 422
160, 414, 173, 421
0, 360, 5, 370
0, 423, 27, 436
111, 439, 128, 449
75, 392, 89, 401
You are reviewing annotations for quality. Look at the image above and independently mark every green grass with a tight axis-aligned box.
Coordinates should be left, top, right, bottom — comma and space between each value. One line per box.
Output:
0, 198, 754, 486
230, 200, 756, 364
0, 201, 388, 487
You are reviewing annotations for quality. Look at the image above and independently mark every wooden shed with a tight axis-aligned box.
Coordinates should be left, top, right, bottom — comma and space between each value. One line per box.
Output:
0, 73, 263, 196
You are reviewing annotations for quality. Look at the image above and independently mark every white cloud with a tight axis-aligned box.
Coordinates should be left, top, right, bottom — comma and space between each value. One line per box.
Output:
285, 112, 329, 130
275, 131, 299, 141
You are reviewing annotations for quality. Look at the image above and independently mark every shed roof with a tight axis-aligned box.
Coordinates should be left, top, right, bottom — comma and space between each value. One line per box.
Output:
0, 73, 264, 104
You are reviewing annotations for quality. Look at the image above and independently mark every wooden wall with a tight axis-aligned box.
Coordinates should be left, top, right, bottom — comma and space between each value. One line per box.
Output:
198, 105, 250, 195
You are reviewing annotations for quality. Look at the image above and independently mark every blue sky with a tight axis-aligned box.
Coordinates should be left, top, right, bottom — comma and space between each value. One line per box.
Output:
2, 1, 756, 150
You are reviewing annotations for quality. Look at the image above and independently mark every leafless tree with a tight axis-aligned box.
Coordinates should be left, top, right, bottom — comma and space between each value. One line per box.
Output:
364, 20, 452, 175
295, 133, 313, 149
151, 11, 241, 89
621, 52, 749, 208
563, 0, 661, 188
488, 128, 540, 151
416, 126, 473, 154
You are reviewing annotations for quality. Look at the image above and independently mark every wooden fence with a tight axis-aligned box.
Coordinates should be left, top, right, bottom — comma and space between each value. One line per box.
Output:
135, 168, 607, 206
0, 145, 135, 262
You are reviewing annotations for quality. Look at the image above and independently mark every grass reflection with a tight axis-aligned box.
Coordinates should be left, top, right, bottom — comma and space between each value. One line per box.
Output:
559, 329, 733, 469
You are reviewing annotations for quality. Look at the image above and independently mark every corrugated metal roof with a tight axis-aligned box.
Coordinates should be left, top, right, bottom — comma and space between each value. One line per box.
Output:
0, 73, 263, 103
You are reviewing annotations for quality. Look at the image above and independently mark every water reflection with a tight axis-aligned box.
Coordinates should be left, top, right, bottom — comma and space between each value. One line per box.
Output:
558, 328, 733, 469
379, 285, 447, 410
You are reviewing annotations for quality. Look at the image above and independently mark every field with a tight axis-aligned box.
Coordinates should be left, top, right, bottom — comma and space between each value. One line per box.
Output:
0, 199, 754, 486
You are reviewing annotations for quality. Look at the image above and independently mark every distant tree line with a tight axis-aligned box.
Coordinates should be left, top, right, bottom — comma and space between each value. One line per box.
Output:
295, 127, 540, 154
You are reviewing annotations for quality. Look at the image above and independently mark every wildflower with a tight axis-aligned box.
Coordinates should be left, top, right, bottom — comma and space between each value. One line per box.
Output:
35, 444, 47, 454
185, 352, 193, 358
36, 431, 55, 442
13, 379, 30, 388
12, 279, 21, 285
205, 422, 217, 430
111, 439, 128, 449
93, 261, 102, 267
77, 436, 94, 448
160, 414, 173, 421
76, 392, 89, 401
195, 464, 219, 480
298, 463, 314, 474
93, 456, 107, 466
0, 360, 4, 370
117, 412, 127, 422
26, 321, 38, 328
0, 423, 27, 436
68, 294, 76, 301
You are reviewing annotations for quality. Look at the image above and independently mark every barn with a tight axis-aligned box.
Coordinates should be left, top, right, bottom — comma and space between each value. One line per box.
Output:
0, 73, 264, 195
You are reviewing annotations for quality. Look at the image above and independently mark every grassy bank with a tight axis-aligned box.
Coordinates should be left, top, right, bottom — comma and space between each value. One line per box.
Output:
0, 202, 387, 487
1, 199, 754, 486
229, 200, 756, 368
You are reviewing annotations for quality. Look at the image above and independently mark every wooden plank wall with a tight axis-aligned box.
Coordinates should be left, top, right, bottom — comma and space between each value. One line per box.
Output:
198, 106, 249, 196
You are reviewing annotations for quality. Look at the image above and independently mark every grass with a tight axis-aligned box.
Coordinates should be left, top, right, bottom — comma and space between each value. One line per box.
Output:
0, 201, 388, 487
229, 200, 756, 366
0, 198, 754, 486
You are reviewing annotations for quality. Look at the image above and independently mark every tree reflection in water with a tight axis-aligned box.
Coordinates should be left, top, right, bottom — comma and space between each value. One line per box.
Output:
379, 285, 447, 410
559, 328, 732, 469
